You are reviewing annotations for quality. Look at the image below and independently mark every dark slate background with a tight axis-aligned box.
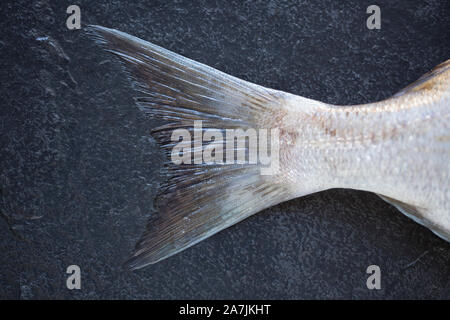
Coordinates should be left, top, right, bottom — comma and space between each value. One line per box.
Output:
1, 0, 449, 299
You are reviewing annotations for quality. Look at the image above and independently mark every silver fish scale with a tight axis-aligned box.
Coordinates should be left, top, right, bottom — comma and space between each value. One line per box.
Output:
281, 66, 450, 240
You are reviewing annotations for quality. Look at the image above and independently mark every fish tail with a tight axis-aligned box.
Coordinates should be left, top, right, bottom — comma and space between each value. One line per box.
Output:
87, 25, 293, 269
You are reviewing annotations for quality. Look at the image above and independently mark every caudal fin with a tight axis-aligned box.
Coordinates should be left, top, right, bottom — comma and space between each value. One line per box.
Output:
87, 25, 295, 269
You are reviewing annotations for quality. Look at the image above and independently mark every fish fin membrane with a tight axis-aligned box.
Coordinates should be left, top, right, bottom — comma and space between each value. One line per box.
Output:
377, 194, 450, 242
377, 194, 426, 225
87, 25, 292, 269
394, 59, 450, 97
86, 25, 287, 128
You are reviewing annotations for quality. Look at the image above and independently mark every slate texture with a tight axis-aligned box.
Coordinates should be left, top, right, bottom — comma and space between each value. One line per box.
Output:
0, 0, 449, 299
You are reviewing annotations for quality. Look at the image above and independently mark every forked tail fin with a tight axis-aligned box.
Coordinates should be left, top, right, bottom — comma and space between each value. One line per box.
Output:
87, 25, 295, 269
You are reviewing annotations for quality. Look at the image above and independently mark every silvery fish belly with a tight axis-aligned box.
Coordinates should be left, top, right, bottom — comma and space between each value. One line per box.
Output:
87, 25, 450, 269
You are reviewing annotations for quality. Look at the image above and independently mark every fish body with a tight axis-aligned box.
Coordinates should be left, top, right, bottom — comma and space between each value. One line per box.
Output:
278, 65, 450, 240
88, 25, 449, 269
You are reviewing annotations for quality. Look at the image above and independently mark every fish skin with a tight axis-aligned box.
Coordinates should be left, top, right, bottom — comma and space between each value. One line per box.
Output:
87, 25, 449, 268
279, 61, 450, 240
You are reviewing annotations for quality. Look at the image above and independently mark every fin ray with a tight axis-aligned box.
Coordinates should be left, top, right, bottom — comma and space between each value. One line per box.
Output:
87, 25, 291, 269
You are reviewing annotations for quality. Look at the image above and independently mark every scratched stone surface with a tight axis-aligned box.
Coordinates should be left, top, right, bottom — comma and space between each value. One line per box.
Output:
0, 0, 449, 299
